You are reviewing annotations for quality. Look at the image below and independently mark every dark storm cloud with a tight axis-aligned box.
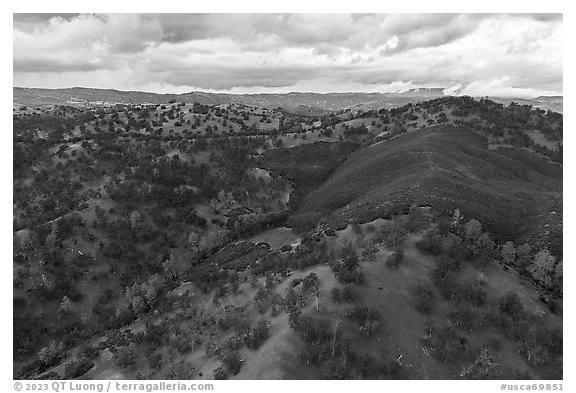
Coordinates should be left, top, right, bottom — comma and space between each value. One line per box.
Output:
13, 13, 79, 23
157, 66, 321, 90
518, 13, 562, 22
18, 13, 485, 54
13, 58, 109, 73
377, 14, 487, 53
13, 14, 81, 32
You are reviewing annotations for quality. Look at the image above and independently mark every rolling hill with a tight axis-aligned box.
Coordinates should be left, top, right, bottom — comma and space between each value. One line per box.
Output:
12, 94, 563, 380
13, 87, 563, 114
289, 125, 562, 253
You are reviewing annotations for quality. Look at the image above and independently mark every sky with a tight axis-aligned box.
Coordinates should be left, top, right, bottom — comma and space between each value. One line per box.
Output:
13, 13, 563, 97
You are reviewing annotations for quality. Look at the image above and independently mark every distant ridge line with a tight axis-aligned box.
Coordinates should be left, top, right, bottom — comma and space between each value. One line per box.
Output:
13, 86, 563, 114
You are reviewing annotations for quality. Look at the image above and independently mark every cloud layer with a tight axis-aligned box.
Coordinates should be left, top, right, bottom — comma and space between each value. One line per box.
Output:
13, 13, 563, 97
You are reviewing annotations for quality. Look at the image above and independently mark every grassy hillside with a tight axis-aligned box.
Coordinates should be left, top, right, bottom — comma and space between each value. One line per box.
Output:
292, 125, 562, 252
13, 96, 562, 380
259, 142, 359, 212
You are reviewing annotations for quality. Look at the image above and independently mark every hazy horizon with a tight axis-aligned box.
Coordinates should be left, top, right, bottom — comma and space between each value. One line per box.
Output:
11, 85, 565, 99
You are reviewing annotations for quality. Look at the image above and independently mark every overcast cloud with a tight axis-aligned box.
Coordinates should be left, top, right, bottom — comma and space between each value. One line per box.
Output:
13, 13, 563, 97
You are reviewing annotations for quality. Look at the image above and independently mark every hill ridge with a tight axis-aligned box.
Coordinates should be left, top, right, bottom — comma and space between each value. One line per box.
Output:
289, 125, 561, 254
13, 87, 563, 114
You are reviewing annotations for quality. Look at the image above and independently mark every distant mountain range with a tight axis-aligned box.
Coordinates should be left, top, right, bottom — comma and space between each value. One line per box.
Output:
13, 87, 563, 114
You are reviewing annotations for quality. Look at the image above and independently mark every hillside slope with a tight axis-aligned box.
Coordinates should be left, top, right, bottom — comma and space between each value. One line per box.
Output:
13, 87, 444, 111
292, 126, 562, 252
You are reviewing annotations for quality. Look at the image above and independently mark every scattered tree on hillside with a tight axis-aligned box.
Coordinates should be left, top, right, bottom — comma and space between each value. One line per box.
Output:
516, 243, 533, 270
331, 287, 342, 304
501, 241, 516, 265
432, 326, 468, 363
347, 306, 380, 336
38, 341, 63, 366
341, 284, 357, 303
64, 358, 94, 379
254, 287, 269, 314
129, 210, 142, 230
187, 231, 200, 251
464, 219, 482, 242
163, 253, 180, 280
45, 227, 59, 248
413, 284, 435, 314
331, 243, 363, 284
530, 249, 557, 287
302, 272, 320, 310
222, 351, 242, 375
518, 326, 562, 366
213, 365, 227, 380
499, 290, 524, 320
553, 260, 563, 293
416, 230, 443, 255
246, 318, 270, 349
125, 273, 165, 314
284, 287, 298, 311
460, 348, 502, 379
451, 209, 463, 228
386, 247, 404, 269
474, 232, 494, 255
114, 346, 136, 368
59, 296, 72, 313
359, 240, 379, 261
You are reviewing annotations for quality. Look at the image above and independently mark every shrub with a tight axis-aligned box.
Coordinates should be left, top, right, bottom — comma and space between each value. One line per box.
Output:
347, 306, 380, 336
175, 337, 193, 354
246, 318, 270, 350
332, 244, 363, 284
213, 365, 227, 380
298, 314, 332, 343
433, 326, 469, 363
416, 231, 443, 255
518, 327, 562, 366
499, 290, 524, 320
449, 306, 482, 331
413, 284, 435, 314
386, 248, 404, 269
360, 241, 379, 261
147, 352, 163, 370
341, 284, 357, 303
64, 359, 94, 379
464, 281, 487, 307
79, 345, 98, 360
337, 269, 363, 285
114, 346, 136, 369
301, 341, 330, 366
302, 272, 319, 292
222, 351, 242, 375
331, 287, 341, 304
